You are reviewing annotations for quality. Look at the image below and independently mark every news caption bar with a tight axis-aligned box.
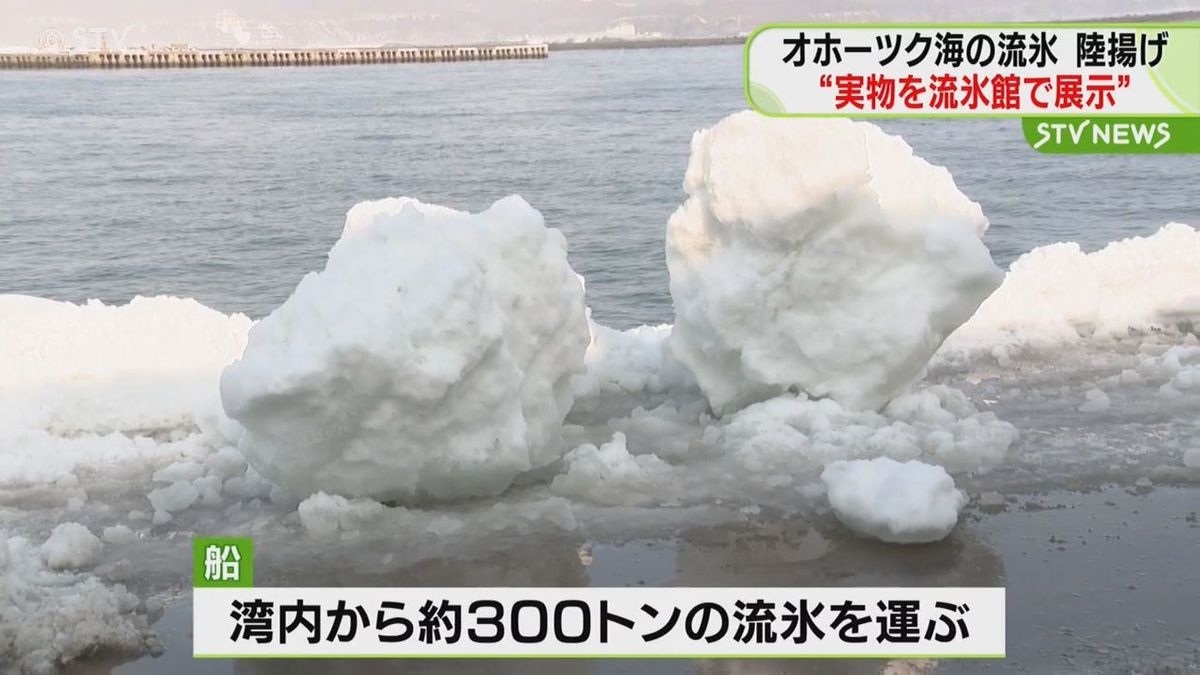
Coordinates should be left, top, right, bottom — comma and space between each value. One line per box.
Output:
194, 586, 1005, 658
744, 23, 1200, 153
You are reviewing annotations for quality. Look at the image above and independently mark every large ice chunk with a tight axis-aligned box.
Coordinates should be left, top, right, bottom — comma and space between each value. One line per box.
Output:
821, 457, 967, 544
666, 112, 1002, 413
220, 196, 589, 502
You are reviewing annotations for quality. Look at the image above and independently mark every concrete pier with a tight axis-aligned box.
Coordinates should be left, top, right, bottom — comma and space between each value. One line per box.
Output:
0, 44, 549, 70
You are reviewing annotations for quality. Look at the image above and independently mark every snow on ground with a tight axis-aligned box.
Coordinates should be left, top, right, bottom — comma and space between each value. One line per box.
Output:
665, 112, 1002, 413
821, 458, 968, 544
220, 195, 590, 503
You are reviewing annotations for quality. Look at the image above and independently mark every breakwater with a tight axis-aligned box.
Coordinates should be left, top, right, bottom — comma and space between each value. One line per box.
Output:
0, 44, 549, 70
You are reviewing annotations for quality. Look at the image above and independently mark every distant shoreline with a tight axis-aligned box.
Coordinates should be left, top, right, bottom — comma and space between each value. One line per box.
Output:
549, 10, 1200, 52
3, 10, 1196, 60
550, 36, 744, 51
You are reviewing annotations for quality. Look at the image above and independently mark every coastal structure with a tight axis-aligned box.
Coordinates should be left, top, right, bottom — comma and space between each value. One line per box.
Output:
0, 43, 549, 70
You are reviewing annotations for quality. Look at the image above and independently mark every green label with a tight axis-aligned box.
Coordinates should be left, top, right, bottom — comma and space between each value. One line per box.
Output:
194, 537, 254, 588
1022, 116, 1200, 153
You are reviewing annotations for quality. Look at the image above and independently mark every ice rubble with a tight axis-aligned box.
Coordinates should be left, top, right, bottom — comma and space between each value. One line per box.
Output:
718, 385, 1018, 476
0, 428, 212, 488
666, 112, 1002, 413
1, 531, 149, 672
943, 222, 1200, 356
821, 458, 968, 544
551, 432, 673, 506
572, 321, 694, 401
1146, 345, 1200, 398
221, 196, 590, 502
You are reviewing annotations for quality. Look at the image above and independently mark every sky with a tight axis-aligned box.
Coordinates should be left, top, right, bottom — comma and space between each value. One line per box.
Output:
2, 0, 1197, 49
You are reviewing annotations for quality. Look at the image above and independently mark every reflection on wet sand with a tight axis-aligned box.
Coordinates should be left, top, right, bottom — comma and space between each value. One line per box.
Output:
666, 515, 1003, 675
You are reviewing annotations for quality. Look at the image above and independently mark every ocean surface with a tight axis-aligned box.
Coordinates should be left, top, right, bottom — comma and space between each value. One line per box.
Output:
1, 45, 1197, 328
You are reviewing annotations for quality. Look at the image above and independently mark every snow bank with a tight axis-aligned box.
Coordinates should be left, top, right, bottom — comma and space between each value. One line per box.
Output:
944, 222, 1200, 355
821, 458, 967, 544
1, 533, 148, 671
0, 294, 252, 435
666, 112, 1001, 413
221, 196, 590, 502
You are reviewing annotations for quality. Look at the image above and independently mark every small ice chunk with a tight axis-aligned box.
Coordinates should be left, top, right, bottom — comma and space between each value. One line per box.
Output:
1078, 388, 1111, 412
978, 491, 1006, 507
152, 460, 204, 483
101, 558, 133, 581
204, 445, 247, 478
297, 492, 385, 536
147, 480, 199, 513
269, 484, 298, 509
550, 433, 672, 506
194, 474, 224, 506
821, 458, 967, 544
152, 510, 173, 525
41, 522, 103, 570
1184, 447, 1200, 469
192, 474, 222, 495
101, 525, 136, 545
1117, 369, 1144, 387
223, 466, 272, 500
427, 516, 463, 538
